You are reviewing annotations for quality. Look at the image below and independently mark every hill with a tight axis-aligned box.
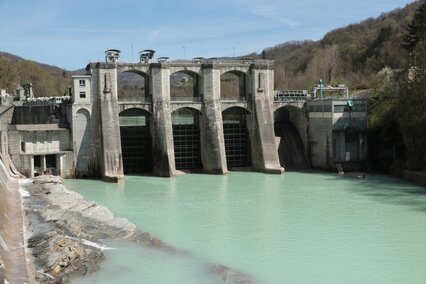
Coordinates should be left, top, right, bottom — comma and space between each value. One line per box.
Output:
0, 52, 70, 97
261, 0, 424, 91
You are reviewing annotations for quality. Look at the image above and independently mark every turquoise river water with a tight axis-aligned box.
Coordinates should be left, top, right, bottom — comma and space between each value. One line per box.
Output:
67, 172, 426, 284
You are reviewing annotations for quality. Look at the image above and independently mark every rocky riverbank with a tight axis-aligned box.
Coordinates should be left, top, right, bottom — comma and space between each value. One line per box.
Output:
22, 175, 255, 284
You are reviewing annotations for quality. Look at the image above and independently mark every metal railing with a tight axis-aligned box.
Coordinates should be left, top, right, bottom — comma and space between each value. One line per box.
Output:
274, 90, 310, 102
274, 95, 309, 102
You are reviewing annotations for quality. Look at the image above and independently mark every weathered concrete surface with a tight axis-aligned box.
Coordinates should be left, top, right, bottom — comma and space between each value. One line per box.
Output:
151, 64, 177, 177
250, 69, 283, 174
97, 68, 124, 181
23, 175, 256, 284
0, 158, 35, 283
201, 66, 228, 174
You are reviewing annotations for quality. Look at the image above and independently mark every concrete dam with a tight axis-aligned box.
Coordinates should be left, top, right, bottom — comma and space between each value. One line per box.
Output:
70, 51, 292, 181
1, 49, 368, 182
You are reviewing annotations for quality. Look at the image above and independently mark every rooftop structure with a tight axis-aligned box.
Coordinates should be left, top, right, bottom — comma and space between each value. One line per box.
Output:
105, 49, 121, 63
139, 49, 155, 63
313, 83, 349, 99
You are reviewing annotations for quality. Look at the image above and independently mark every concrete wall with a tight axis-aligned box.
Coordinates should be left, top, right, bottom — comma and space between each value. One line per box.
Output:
72, 75, 92, 104
308, 110, 333, 169
0, 157, 34, 283
308, 99, 368, 170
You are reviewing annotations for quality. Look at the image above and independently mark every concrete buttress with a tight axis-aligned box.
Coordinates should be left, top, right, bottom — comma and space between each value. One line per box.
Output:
250, 67, 284, 174
98, 67, 124, 181
151, 63, 177, 177
201, 65, 228, 174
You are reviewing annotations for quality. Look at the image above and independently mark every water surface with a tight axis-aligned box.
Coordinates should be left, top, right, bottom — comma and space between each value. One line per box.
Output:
67, 172, 426, 284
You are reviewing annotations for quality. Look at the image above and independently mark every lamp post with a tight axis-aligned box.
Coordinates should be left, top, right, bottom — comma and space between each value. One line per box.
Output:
319, 79, 323, 100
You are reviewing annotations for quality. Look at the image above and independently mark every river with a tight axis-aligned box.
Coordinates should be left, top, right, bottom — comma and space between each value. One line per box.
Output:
66, 172, 426, 284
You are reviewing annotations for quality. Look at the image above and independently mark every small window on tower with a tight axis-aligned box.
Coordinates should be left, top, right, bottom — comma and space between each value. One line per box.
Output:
79, 92, 86, 98
79, 80, 86, 86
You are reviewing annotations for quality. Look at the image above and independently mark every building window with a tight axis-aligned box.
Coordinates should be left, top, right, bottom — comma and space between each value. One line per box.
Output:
79, 92, 86, 98
79, 79, 86, 86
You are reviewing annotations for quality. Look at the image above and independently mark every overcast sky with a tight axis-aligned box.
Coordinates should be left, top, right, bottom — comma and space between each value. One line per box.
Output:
0, 0, 415, 70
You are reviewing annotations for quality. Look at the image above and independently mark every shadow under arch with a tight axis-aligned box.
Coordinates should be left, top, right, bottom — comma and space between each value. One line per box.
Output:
220, 70, 250, 101
119, 108, 152, 174
274, 106, 310, 170
170, 70, 201, 101
117, 70, 150, 102
171, 107, 202, 171
222, 106, 251, 169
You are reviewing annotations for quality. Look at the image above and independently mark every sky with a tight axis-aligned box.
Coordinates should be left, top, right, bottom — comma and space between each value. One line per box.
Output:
0, 0, 416, 70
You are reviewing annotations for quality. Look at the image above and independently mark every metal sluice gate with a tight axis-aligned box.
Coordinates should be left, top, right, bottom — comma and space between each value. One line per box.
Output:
223, 122, 249, 168
120, 125, 152, 174
172, 124, 201, 170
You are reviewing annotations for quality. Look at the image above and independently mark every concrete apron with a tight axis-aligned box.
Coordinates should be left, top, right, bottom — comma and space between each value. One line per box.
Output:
0, 161, 35, 284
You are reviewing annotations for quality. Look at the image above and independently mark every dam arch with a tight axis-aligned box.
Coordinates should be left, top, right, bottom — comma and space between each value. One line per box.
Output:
119, 108, 152, 174
170, 70, 202, 101
117, 70, 150, 102
274, 106, 309, 170
220, 71, 250, 101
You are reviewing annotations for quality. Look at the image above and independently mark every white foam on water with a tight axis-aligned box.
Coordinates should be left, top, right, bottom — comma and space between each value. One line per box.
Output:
66, 236, 113, 251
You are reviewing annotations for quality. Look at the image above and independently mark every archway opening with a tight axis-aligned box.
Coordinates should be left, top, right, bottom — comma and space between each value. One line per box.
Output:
172, 108, 202, 171
170, 71, 200, 101
222, 107, 251, 169
119, 108, 152, 174
220, 71, 249, 101
117, 71, 150, 102
274, 107, 309, 170
75, 109, 91, 177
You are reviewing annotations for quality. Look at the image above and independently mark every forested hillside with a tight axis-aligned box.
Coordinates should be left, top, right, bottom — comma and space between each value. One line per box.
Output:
262, 1, 423, 92
0, 52, 70, 97
368, 1, 426, 172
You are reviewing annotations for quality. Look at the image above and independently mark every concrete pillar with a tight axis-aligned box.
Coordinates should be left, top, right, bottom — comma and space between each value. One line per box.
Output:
98, 67, 124, 181
41, 155, 47, 174
201, 64, 227, 174
151, 63, 176, 177
30, 155, 34, 178
56, 154, 63, 177
250, 67, 283, 174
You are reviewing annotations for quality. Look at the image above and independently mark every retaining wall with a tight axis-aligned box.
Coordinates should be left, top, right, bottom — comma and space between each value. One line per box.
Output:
0, 156, 34, 283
